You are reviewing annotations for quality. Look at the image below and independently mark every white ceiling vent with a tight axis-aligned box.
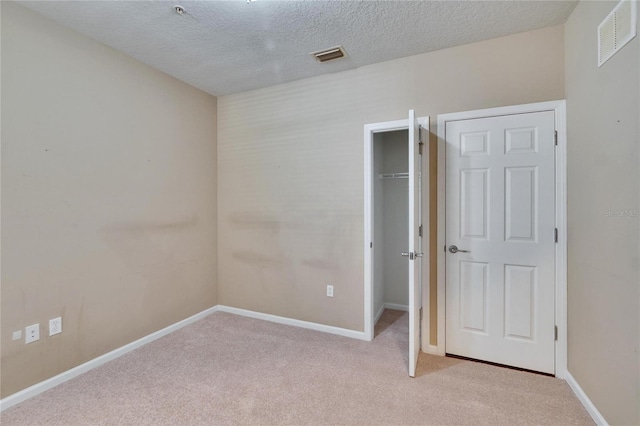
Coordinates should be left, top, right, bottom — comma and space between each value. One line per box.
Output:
598, 0, 637, 67
310, 46, 347, 63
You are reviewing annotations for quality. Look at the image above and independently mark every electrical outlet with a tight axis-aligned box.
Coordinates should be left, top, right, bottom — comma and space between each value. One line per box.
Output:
12, 330, 22, 341
327, 285, 334, 297
49, 317, 62, 336
25, 324, 40, 344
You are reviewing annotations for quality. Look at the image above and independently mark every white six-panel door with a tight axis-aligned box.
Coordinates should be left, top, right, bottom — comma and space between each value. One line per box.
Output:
445, 111, 556, 374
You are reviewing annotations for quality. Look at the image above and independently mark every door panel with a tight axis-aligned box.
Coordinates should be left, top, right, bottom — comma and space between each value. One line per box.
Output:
460, 261, 488, 333
445, 111, 555, 374
460, 169, 489, 240
504, 264, 537, 340
408, 110, 421, 377
505, 167, 537, 242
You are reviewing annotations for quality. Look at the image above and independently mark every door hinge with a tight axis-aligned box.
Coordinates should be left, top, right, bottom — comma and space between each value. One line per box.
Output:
420, 307, 423, 320
418, 142, 424, 155
554, 130, 558, 146
554, 325, 558, 341
419, 225, 423, 237
554, 228, 558, 243
370, 242, 373, 248
418, 125, 423, 143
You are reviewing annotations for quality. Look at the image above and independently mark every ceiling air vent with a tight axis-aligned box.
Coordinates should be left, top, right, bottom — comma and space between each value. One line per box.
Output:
311, 46, 347, 63
598, 0, 637, 67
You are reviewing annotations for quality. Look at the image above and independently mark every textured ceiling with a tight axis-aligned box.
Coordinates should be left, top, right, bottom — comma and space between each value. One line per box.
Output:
20, 1, 577, 96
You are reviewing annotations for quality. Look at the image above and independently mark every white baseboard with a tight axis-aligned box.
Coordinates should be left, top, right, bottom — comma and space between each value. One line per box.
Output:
424, 344, 440, 355
0, 306, 612, 426
216, 305, 368, 341
1, 304, 368, 412
384, 302, 408, 312
0, 306, 219, 412
374, 305, 385, 325
565, 371, 608, 426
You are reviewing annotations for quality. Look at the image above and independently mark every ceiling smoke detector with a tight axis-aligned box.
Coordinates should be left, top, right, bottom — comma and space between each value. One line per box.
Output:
310, 46, 347, 63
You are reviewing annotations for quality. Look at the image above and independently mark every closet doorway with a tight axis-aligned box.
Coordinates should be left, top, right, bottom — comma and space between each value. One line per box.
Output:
364, 112, 429, 377
374, 130, 411, 316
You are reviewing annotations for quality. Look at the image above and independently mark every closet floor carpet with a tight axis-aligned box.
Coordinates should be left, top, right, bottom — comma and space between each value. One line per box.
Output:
2, 309, 593, 425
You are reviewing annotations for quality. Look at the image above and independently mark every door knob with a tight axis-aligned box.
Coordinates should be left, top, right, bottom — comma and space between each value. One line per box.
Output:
448, 245, 470, 254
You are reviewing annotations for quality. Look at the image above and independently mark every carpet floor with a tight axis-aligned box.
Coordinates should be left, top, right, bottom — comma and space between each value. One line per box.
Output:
2, 309, 593, 425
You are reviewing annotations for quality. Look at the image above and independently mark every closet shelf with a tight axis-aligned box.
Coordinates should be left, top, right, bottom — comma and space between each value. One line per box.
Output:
378, 172, 409, 179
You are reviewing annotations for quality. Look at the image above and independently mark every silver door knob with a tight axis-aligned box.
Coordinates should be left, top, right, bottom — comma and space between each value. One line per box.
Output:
448, 245, 470, 254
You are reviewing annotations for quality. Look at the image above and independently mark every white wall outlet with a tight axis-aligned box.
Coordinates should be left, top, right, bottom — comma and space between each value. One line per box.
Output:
49, 317, 62, 336
12, 330, 22, 341
327, 285, 334, 297
25, 324, 40, 344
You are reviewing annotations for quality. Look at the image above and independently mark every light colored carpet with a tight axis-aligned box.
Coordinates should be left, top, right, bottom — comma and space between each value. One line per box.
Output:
2, 309, 592, 425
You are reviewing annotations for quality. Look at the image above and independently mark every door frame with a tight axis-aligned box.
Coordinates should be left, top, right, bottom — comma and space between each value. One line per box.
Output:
363, 116, 429, 342
435, 100, 567, 378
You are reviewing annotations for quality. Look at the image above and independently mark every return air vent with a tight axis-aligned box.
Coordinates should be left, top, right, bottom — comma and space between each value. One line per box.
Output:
598, 0, 637, 67
310, 46, 347, 63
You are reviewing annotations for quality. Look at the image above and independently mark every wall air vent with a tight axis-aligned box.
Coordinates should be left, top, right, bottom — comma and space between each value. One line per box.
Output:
598, 0, 637, 67
310, 46, 347, 63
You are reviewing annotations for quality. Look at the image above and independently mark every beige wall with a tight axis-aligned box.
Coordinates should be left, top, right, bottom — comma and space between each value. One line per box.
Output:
1, 3, 218, 398
218, 25, 565, 333
565, 2, 639, 424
